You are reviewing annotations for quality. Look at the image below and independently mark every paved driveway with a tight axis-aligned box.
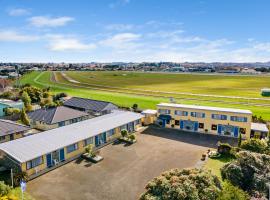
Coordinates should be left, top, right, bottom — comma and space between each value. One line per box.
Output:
27, 126, 234, 200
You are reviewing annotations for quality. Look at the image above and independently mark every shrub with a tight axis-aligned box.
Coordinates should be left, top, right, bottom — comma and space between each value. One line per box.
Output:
221, 151, 270, 197
240, 139, 267, 154
140, 168, 221, 200
0, 181, 11, 197
128, 134, 136, 141
20, 108, 30, 126
121, 129, 128, 138
4, 108, 21, 116
13, 172, 28, 186
217, 181, 250, 200
85, 144, 96, 157
218, 143, 232, 155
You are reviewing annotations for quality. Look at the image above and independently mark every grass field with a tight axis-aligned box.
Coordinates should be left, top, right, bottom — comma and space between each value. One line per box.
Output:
20, 71, 270, 120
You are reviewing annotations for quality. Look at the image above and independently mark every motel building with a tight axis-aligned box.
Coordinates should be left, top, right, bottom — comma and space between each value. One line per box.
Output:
0, 110, 142, 179
157, 103, 269, 139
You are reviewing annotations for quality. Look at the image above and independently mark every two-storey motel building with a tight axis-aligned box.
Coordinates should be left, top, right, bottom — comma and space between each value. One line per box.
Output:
157, 103, 253, 139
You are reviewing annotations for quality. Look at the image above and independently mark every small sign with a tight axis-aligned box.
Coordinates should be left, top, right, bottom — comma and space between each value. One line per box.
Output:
20, 181, 26, 192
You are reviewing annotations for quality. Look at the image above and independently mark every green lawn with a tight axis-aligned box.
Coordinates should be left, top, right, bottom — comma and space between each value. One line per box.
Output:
204, 154, 235, 181
20, 71, 270, 120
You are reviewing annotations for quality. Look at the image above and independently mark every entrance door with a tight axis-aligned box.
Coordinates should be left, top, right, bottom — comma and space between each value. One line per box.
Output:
46, 153, 52, 167
59, 148, 65, 161
10, 134, 14, 141
52, 150, 60, 165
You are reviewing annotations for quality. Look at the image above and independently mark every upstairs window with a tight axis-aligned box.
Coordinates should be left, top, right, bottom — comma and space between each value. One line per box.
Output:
230, 116, 247, 122
191, 112, 205, 118
174, 110, 188, 116
158, 109, 171, 115
212, 114, 227, 120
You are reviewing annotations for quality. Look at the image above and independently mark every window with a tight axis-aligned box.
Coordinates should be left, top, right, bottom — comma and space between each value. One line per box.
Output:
239, 128, 246, 134
212, 124, 217, 130
134, 119, 140, 125
66, 143, 78, 153
107, 129, 115, 137
174, 110, 188, 116
175, 120, 180, 126
230, 116, 247, 122
166, 119, 170, 124
211, 114, 227, 120
26, 156, 43, 170
120, 124, 127, 131
69, 118, 78, 124
58, 121, 65, 127
199, 123, 204, 129
84, 137, 93, 146
158, 109, 170, 114
191, 112, 205, 118
0, 136, 5, 141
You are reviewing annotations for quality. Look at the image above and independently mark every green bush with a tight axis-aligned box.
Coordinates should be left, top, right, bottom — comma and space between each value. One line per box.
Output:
121, 129, 128, 138
128, 134, 136, 141
218, 181, 249, 200
20, 108, 30, 126
240, 139, 267, 154
140, 168, 221, 200
0, 181, 11, 197
218, 143, 232, 154
221, 151, 270, 197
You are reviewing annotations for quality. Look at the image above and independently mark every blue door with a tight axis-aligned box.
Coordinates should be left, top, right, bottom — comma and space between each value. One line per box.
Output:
59, 148, 65, 161
180, 121, 184, 129
102, 132, 107, 143
217, 125, 222, 135
95, 135, 99, 147
162, 119, 166, 127
194, 122, 199, 131
46, 153, 52, 167
234, 127, 239, 138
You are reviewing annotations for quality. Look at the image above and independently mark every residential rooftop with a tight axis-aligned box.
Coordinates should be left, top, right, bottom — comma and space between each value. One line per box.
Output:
0, 110, 143, 163
251, 122, 269, 133
28, 106, 90, 124
63, 97, 118, 112
0, 120, 30, 137
0, 99, 23, 106
157, 103, 252, 114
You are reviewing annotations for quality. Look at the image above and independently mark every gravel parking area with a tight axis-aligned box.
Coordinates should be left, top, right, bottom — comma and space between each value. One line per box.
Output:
27, 126, 234, 200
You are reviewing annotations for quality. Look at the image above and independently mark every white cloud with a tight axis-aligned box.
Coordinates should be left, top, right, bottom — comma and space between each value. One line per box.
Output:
8, 8, 30, 16
29, 16, 74, 27
0, 30, 39, 42
100, 33, 141, 50
105, 24, 134, 31
46, 35, 96, 51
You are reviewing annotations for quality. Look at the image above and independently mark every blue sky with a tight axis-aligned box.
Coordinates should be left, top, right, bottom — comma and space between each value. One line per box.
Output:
1, 0, 270, 62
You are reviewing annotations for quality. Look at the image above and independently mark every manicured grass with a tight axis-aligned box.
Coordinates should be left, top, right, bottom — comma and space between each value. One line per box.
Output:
204, 154, 235, 181
20, 71, 270, 120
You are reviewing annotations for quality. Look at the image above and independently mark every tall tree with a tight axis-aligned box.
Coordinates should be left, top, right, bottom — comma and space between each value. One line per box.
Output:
20, 108, 30, 126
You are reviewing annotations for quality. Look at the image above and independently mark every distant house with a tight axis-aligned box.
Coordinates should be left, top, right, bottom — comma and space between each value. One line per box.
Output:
0, 99, 24, 117
28, 106, 91, 130
0, 120, 31, 143
63, 97, 118, 116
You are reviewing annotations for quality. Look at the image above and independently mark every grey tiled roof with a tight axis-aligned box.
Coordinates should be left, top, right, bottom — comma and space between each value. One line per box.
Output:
0, 120, 30, 137
28, 106, 89, 124
63, 97, 118, 112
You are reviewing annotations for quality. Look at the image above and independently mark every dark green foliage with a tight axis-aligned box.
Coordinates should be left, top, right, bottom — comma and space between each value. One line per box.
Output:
21, 86, 43, 103
217, 181, 249, 200
240, 139, 267, 154
121, 129, 128, 138
221, 151, 270, 197
132, 103, 138, 111
53, 92, 68, 101
218, 143, 232, 155
140, 168, 221, 200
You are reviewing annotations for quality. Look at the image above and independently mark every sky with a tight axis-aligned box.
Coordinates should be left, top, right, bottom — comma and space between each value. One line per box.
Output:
1, 0, 270, 63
